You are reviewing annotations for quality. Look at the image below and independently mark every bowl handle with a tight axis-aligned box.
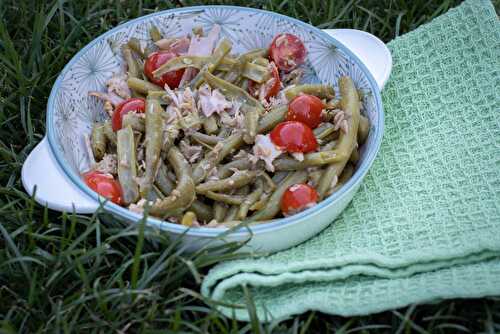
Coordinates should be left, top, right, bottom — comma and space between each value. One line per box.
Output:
21, 137, 98, 213
322, 29, 392, 90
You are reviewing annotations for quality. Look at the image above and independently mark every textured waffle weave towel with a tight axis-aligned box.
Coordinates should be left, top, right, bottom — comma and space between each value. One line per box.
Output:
201, 0, 500, 321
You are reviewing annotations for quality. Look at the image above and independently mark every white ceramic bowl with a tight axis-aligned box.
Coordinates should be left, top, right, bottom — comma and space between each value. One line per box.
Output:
22, 6, 390, 253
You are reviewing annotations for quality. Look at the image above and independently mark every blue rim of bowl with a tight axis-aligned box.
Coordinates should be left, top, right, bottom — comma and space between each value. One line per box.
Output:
46, 5, 384, 237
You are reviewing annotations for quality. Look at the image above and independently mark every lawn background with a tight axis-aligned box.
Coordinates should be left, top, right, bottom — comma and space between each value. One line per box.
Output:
1, 0, 499, 332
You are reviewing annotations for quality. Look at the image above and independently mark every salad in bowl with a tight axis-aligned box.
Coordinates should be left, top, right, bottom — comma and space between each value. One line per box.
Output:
21, 6, 386, 252
83, 24, 369, 228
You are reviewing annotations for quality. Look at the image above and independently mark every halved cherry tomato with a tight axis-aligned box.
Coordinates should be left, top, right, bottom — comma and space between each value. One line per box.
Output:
144, 51, 185, 88
286, 94, 324, 128
281, 183, 318, 216
248, 62, 281, 101
83, 171, 123, 205
112, 98, 145, 131
270, 121, 318, 153
269, 33, 306, 72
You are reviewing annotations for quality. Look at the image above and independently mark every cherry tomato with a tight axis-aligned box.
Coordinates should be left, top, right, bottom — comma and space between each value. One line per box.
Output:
112, 98, 145, 131
270, 121, 318, 153
248, 62, 281, 101
286, 94, 324, 128
83, 171, 123, 205
269, 33, 306, 72
281, 183, 318, 216
144, 51, 185, 88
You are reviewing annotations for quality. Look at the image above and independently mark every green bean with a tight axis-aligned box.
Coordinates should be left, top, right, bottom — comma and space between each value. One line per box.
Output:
241, 62, 270, 83
122, 45, 141, 79
314, 122, 336, 140
224, 205, 239, 221
224, 48, 268, 83
214, 203, 228, 222
241, 48, 268, 61
140, 189, 159, 203
349, 147, 359, 163
214, 58, 238, 72
117, 126, 139, 205
203, 191, 245, 205
317, 165, 337, 199
323, 130, 340, 143
202, 71, 263, 111
189, 199, 213, 223
223, 186, 248, 221
272, 158, 303, 171
217, 159, 252, 179
192, 132, 244, 183
91, 124, 107, 161
249, 192, 270, 211
243, 105, 259, 144
122, 113, 145, 132
102, 121, 116, 145
271, 171, 288, 184
140, 97, 164, 198
150, 147, 196, 218
154, 38, 232, 82
250, 171, 308, 221
317, 76, 360, 198
259, 171, 276, 190
203, 116, 218, 135
149, 25, 162, 42
154, 56, 206, 77
308, 169, 323, 188
161, 123, 180, 157
127, 77, 163, 94
181, 211, 197, 227
127, 38, 145, 58
195, 170, 256, 193
154, 161, 175, 196
252, 57, 270, 67
177, 109, 202, 131
237, 178, 264, 220
340, 163, 354, 183
330, 163, 354, 194
144, 185, 162, 202
131, 90, 146, 99
153, 56, 237, 75
284, 84, 335, 100
273, 150, 347, 170
256, 105, 288, 133
239, 78, 249, 91
146, 91, 168, 101
223, 62, 243, 83
190, 131, 222, 146
321, 140, 338, 151
358, 115, 370, 144
190, 39, 233, 88
217, 127, 232, 138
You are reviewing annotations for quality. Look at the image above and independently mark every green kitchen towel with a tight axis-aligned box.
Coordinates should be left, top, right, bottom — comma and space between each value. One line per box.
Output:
201, 0, 500, 321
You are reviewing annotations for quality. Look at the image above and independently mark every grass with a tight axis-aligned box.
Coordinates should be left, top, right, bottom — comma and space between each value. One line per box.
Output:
1, 0, 500, 332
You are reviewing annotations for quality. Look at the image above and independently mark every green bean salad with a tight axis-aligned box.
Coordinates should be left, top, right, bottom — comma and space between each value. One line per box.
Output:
84, 24, 369, 227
